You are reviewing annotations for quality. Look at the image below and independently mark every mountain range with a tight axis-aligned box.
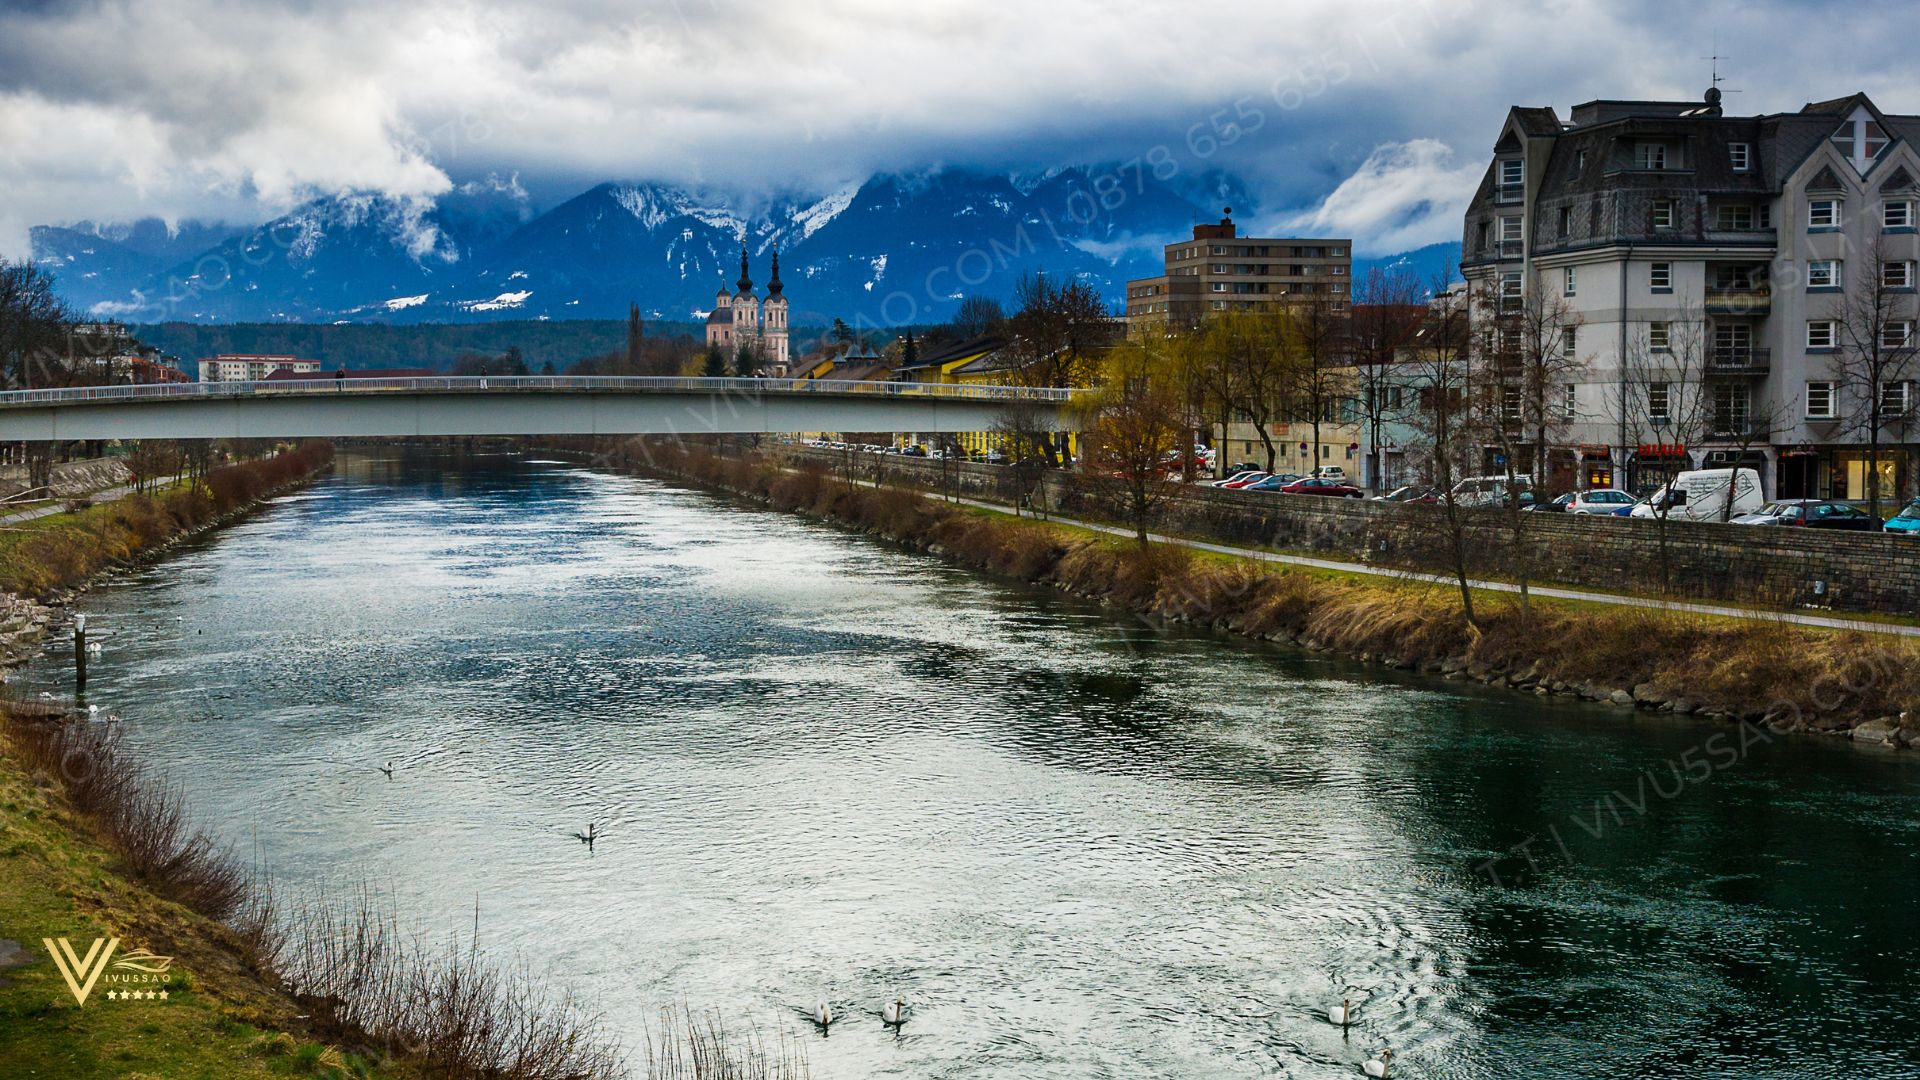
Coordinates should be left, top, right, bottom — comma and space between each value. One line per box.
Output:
31, 168, 1460, 327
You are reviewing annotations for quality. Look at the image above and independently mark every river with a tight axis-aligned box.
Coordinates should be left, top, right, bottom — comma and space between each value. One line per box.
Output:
27, 449, 1920, 1079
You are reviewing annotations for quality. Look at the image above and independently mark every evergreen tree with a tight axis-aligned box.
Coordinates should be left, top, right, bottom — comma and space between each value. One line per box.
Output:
702, 344, 728, 378
626, 304, 644, 372
830, 317, 855, 344
734, 340, 756, 377
902, 329, 918, 366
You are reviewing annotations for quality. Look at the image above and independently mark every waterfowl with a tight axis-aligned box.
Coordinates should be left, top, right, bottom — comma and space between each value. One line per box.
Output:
1363, 1047, 1393, 1077
813, 1001, 832, 1028
573, 823, 599, 846
1329, 997, 1353, 1027
378, 761, 394, 778
881, 998, 907, 1026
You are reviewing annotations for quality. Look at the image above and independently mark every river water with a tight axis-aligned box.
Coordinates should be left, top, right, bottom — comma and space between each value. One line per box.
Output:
29, 449, 1920, 1079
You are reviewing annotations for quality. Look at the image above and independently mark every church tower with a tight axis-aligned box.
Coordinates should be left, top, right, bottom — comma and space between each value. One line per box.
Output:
763, 244, 790, 370
730, 242, 761, 355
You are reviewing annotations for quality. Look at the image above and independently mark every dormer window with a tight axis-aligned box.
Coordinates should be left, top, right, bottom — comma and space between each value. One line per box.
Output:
1809, 199, 1842, 229
1729, 143, 1752, 172
1500, 159, 1524, 186
1832, 105, 1892, 174
1636, 142, 1670, 170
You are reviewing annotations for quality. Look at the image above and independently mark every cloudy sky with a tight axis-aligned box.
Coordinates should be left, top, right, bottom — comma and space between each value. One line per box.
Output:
3, 0, 1917, 259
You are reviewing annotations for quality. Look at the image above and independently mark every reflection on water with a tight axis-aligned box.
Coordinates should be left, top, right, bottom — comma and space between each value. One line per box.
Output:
34, 449, 1920, 1079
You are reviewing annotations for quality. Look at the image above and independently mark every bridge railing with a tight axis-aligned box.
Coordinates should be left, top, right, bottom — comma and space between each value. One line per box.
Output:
0, 376, 1081, 408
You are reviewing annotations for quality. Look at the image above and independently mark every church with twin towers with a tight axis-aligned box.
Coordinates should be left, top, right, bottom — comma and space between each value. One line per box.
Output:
705, 241, 791, 372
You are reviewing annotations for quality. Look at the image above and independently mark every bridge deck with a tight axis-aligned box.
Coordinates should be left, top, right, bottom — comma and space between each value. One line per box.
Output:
0, 376, 1082, 441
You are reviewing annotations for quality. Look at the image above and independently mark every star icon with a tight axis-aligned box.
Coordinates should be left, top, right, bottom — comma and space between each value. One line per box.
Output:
106, 990, 119, 1001
144, 989, 157, 1000
158, 990, 169, 1001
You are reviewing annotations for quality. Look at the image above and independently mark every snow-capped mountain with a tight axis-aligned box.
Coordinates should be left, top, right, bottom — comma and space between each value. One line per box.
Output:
31, 166, 1457, 325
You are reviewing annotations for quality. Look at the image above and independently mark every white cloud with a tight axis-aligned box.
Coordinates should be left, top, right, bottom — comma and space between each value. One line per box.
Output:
1284, 139, 1482, 256
3, 0, 1919, 260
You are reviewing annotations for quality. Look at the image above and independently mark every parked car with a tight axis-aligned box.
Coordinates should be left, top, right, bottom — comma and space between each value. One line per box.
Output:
1313, 466, 1349, 483
1373, 485, 1440, 504
1219, 472, 1272, 490
1885, 498, 1920, 535
1450, 474, 1536, 508
1730, 500, 1883, 530
1212, 470, 1263, 488
1535, 488, 1637, 515
1243, 473, 1305, 492
1629, 468, 1765, 522
1280, 477, 1366, 498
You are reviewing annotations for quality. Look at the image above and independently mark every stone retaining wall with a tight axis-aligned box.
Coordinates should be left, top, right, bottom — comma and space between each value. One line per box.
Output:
791, 448, 1920, 617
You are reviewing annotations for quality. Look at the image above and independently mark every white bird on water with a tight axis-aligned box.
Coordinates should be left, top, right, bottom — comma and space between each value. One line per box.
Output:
1363, 1047, 1393, 1078
1329, 997, 1354, 1027
378, 761, 394, 779
812, 1001, 833, 1029
573, 823, 600, 847
881, 998, 907, 1026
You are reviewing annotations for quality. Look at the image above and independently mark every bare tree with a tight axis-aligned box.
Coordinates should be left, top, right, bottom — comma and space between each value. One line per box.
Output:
1006, 273, 1115, 465
1284, 297, 1351, 482
1201, 312, 1290, 472
1829, 238, 1920, 521
1403, 272, 1479, 625
1077, 339, 1186, 544
1611, 320, 1715, 593
989, 399, 1056, 515
952, 295, 1008, 339
1350, 269, 1428, 493
0, 258, 73, 389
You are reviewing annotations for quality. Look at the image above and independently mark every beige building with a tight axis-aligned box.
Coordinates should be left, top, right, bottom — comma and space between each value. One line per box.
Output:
198, 354, 322, 382
1126, 212, 1352, 332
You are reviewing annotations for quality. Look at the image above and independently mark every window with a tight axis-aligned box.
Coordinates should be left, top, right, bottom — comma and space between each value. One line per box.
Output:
1716, 204, 1755, 231
1499, 216, 1523, 242
1562, 383, 1578, 420
1563, 267, 1577, 296
1499, 270, 1522, 304
1648, 382, 1671, 421
1559, 206, 1573, 236
1652, 200, 1676, 229
1501, 386, 1523, 423
1807, 260, 1842, 290
1887, 200, 1916, 230
1884, 321, 1914, 349
1713, 382, 1751, 434
1809, 199, 1841, 228
1498, 325, 1522, 355
1649, 262, 1673, 292
1729, 142, 1752, 171
1478, 222, 1492, 251
1649, 322, 1671, 350
1561, 326, 1578, 358
1500, 159, 1524, 186
1636, 142, 1669, 170
1883, 381, 1913, 417
1884, 261, 1915, 289
1210, 282, 1226, 292
1807, 320, 1836, 349
1806, 381, 1836, 418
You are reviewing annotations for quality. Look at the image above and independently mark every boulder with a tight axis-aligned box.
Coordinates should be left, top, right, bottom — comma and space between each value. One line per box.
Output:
1631, 682, 1664, 707
1851, 716, 1902, 743
1608, 689, 1635, 707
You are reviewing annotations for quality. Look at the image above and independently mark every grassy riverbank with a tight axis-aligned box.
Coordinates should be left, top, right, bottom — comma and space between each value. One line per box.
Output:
623, 440, 1918, 742
0, 442, 336, 598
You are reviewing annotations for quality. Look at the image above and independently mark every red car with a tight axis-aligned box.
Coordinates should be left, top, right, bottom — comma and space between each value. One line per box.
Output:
1280, 477, 1365, 498
1219, 472, 1271, 489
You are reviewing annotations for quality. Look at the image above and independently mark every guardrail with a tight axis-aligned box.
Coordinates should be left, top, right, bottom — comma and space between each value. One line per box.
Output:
0, 376, 1083, 409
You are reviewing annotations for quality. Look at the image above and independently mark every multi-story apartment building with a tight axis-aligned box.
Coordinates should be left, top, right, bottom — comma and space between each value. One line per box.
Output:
1461, 88, 1920, 500
198, 354, 323, 382
1125, 212, 1352, 332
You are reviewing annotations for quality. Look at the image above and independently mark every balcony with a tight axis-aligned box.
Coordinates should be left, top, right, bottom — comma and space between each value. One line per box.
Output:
1709, 346, 1771, 374
1491, 239, 1524, 259
1495, 183, 1525, 205
1705, 286, 1771, 315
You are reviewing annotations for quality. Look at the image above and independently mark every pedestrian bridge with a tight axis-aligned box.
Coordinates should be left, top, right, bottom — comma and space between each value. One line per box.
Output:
0, 376, 1083, 441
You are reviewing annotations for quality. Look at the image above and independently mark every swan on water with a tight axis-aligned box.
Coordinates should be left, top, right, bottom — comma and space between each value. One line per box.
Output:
813, 1001, 833, 1028
573, 823, 599, 846
1329, 997, 1354, 1026
378, 761, 394, 778
881, 998, 907, 1026
1362, 1047, 1393, 1078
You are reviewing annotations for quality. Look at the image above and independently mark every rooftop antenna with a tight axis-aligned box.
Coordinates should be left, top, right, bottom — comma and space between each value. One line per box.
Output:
1702, 39, 1741, 98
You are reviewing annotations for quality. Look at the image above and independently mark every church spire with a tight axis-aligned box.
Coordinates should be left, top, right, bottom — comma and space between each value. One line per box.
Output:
736, 240, 753, 294
767, 244, 784, 297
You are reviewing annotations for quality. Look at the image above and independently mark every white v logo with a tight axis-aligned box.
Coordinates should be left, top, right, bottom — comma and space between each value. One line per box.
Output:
44, 937, 118, 1006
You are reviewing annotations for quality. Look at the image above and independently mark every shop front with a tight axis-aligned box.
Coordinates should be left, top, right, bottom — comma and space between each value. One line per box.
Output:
1629, 443, 1687, 496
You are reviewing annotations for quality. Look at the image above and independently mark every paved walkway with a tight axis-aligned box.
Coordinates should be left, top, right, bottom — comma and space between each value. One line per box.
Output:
0, 478, 167, 527
915, 486, 1920, 639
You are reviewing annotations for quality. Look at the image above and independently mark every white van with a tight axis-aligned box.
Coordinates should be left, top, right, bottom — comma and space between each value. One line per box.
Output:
1449, 473, 1536, 508
1629, 468, 1764, 522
